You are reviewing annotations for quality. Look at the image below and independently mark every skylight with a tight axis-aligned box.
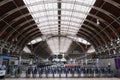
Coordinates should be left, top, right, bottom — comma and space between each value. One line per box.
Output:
47, 37, 72, 54
23, 46, 31, 53
87, 45, 95, 53
24, 0, 96, 54
68, 36, 91, 45
28, 37, 42, 45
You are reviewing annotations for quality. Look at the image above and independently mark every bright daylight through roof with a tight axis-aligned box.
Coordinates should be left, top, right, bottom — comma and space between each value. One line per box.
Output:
23, 0, 96, 54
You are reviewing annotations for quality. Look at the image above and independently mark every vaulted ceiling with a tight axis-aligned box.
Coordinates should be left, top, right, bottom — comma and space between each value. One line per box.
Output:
0, 0, 120, 58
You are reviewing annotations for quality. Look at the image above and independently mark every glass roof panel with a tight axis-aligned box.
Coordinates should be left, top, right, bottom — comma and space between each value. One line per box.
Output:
46, 11, 57, 15
70, 23, 80, 26
68, 36, 91, 45
76, 0, 96, 4
62, 3, 74, 10
28, 4, 44, 12
24, 0, 95, 54
36, 17, 58, 23
23, 46, 31, 53
28, 37, 42, 45
47, 37, 72, 54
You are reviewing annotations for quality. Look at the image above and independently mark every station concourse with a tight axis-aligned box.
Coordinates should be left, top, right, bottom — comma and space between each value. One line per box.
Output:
0, 0, 120, 80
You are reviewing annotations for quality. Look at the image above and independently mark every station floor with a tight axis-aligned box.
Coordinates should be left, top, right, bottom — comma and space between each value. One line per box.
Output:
5, 78, 120, 80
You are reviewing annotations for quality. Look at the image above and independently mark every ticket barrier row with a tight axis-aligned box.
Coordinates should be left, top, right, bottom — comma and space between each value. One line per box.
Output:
24, 67, 113, 78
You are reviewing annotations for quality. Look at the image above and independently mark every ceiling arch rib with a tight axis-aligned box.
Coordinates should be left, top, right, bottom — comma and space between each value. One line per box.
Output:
2, 8, 118, 42
14, 21, 80, 38
0, 18, 105, 47
21, 34, 42, 48
15, 16, 109, 45
4, 7, 116, 44
21, 29, 40, 39
16, 18, 104, 47
0, 1, 41, 43
0, 14, 31, 36
22, 31, 92, 49
78, 32, 98, 47
18, 30, 41, 45
38, 23, 103, 45
15, 24, 101, 46
5, 11, 115, 44
35, 20, 107, 42
88, 1, 120, 43
5, 20, 35, 40
1, 12, 116, 38
33, 14, 117, 38
79, 29, 102, 46
104, 0, 120, 9
25, 30, 97, 48
89, 14, 119, 38
0, 19, 26, 41
14, 0, 42, 44
21, 34, 45, 46
0, 0, 12, 6
19, 32, 42, 47
1, 13, 108, 44
88, 16, 120, 45
15, 25, 38, 38
81, 25, 103, 45
85, 19, 110, 42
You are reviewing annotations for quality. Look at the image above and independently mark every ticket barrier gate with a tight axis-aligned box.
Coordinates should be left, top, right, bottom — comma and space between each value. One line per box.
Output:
106, 68, 113, 77
74, 68, 79, 78
46, 68, 53, 78
40, 68, 47, 78
86, 68, 92, 78
60, 68, 66, 78
92, 68, 100, 77
26, 68, 39, 78
79, 68, 85, 78
100, 68, 107, 77
56, 68, 64, 78
33, 68, 38, 78
26, 68, 33, 78
14, 67, 114, 78
66, 68, 73, 78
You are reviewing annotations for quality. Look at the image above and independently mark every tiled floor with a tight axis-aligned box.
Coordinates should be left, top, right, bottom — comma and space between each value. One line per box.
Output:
4, 78, 120, 80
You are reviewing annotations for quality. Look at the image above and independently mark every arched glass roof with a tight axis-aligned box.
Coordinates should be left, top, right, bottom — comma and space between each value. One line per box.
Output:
23, 0, 96, 54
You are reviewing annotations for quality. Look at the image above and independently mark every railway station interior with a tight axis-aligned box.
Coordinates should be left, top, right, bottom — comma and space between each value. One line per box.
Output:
0, 0, 120, 80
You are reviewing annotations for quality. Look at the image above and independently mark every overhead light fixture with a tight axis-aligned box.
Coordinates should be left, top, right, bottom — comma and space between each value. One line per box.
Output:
97, 19, 100, 25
